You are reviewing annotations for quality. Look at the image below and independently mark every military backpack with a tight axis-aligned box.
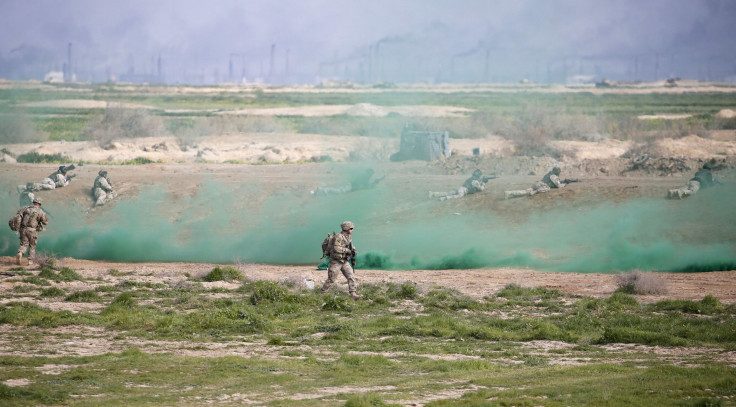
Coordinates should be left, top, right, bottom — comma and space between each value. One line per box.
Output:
8, 206, 30, 232
321, 232, 337, 259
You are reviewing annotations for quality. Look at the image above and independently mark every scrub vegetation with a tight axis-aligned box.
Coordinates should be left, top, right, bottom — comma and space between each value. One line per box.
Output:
2, 83, 736, 151
0, 265, 734, 406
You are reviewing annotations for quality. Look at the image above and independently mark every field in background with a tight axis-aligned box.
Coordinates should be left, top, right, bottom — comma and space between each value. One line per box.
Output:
1, 81, 736, 406
1, 81, 736, 164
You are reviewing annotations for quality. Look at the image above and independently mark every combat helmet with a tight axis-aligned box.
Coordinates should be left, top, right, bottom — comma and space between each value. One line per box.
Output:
340, 221, 355, 231
32, 197, 42, 205
25, 182, 35, 190
552, 166, 561, 175
703, 161, 713, 170
99, 170, 108, 177
58, 165, 66, 173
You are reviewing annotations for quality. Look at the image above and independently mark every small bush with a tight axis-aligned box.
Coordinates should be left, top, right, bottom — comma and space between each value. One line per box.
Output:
39, 287, 66, 298
345, 393, 392, 407
82, 104, 164, 146
202, 266, 244, 282
15, 152, 72, 164
110, 292, 137, 308
321, 295, 354, 312
33, 252, 59, 269
248, 281, 291, 305
65, 290, 102, 302
615, 270, 667, 295
57, 267, 83, 282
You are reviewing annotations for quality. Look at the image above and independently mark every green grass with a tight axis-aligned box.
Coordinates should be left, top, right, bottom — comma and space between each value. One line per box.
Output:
4, 83, 736, 149
0, 279, 734, 405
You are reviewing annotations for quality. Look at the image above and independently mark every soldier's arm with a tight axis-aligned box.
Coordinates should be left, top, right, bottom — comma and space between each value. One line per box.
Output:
550, 175, 564, 188
101, 178, 113, 191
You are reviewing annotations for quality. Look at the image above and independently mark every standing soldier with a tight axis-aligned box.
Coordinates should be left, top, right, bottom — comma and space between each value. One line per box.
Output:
15, 197, 49, 265
668, 160, 719, 199
321, 221, 362, 300
92, 170, 115, 206
505, 166, 567, 199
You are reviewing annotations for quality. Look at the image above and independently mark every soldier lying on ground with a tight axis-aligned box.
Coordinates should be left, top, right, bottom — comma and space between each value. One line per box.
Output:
36, 165, 76, 190
311, 168, 385, 195
429, 169, 495, 201
668, 160, 721, 199
504, 166, 577, 199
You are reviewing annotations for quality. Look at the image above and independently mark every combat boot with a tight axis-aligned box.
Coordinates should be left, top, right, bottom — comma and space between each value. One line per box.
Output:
350, 292, 363, 301
15, 253, 22, 265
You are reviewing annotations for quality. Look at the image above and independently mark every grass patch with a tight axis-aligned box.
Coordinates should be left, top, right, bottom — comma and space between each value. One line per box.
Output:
201, 266, 244, 282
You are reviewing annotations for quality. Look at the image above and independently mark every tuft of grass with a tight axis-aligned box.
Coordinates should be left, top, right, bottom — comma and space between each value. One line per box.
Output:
65, 290, 102, 302
202, 266, 244, 282
39, 287, 66, 298
15, 152, 73, 164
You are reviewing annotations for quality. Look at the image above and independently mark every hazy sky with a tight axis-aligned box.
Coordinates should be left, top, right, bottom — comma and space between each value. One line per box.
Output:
1, 0, 735, 84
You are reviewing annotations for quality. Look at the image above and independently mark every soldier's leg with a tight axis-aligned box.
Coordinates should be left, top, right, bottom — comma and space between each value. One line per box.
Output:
504, 189, 530, 199
17, 231, 30, 265
439, 187, 467, 201
340, 263, 361, 300
26, 231, 38, 262
680, 180, 701, 198
38, 179, 56, 190
94, 189, 107, 206
321, 260, 341, 293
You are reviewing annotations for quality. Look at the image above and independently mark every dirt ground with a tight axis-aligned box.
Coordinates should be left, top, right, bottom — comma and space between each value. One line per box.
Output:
1, 88, 736, 307
1, 129, 735, 306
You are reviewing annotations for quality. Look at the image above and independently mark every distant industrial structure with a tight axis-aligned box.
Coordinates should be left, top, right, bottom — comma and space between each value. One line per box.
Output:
2, 39, 734, 86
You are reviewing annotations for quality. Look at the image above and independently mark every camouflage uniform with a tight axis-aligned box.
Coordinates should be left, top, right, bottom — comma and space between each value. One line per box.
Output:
312, 169, 382, 195
429, 170, 486, 201
668, 162, 716, 199
15, 199, 49, 265
505, 167, 565, 199
92, 170, 114, 206
19, 183, 36, 207
38, 166, 71, 190
321, 221, 361, 300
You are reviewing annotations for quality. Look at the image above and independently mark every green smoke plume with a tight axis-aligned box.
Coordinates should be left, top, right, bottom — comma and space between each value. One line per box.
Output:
2, 167, 734, 273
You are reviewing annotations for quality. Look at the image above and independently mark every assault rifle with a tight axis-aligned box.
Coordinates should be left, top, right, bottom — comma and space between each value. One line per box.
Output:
481, 176, 497, 183
66, 173, 77, 180
562, 178, 579, 184
347, 243, 357, 268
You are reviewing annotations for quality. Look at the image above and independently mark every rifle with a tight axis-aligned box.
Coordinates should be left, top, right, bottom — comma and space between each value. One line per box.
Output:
66, 173, 77, 180
481, 176, 497, 183
562, 178, 579, 184
371, 175, 386, 187
347, 243, 357, 268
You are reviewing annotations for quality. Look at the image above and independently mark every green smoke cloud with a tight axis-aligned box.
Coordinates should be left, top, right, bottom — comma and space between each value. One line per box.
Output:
2, 168, 734, 273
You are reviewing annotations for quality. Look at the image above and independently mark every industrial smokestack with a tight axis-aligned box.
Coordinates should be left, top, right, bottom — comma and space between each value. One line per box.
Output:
65, 42, 72, 82
269, 43, 275, 81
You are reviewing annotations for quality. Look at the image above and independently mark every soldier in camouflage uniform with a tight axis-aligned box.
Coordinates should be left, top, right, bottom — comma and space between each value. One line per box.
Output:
15, 197, 49, 265
429, 169, 487, 201
311, 168, 384, 195
321, 221, 362, 300
92, 170, 115, 206
505, 166, 565, 199
38, 166, 74, 190
19, 182, 36, 207
668, 161, 718, 199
